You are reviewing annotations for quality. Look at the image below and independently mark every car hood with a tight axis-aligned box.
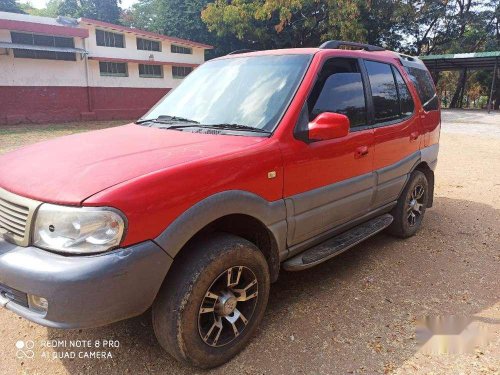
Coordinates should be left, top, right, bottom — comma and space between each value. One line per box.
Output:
0, 124, 266, 204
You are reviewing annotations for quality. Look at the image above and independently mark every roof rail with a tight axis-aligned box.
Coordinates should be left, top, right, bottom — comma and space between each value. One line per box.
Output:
319, 40, 385, 52
227, 49, 256, 55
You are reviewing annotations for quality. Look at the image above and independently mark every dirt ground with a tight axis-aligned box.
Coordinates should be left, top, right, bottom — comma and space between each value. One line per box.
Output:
0, 110, 499, 374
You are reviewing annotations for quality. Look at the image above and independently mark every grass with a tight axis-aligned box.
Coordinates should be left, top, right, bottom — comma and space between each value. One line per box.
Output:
0, 120, 127, 155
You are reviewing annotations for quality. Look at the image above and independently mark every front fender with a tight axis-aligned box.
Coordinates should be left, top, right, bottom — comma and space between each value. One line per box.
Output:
154, 190, 287, 260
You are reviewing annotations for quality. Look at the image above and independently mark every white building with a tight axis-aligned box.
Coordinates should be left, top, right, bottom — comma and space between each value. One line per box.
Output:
0, 11, 212, 124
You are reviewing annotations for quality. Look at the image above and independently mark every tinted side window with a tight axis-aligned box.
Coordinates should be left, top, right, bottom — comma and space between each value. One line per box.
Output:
308, 58, 367, 128
365, 60, 399, 123
392, 67, 415, 116
405, 67, 438, 111
312, 73, 367, 127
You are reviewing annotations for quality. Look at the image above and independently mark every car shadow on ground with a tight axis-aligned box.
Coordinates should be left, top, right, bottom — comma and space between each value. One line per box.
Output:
47, 196, 499, 374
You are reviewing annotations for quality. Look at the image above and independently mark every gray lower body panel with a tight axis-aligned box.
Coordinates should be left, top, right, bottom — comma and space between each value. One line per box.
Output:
371, 151, 420, 208
285, 173, 375, 245
285, 144, 438, 253
0, 238, 172, 329
420, 143, 439, 170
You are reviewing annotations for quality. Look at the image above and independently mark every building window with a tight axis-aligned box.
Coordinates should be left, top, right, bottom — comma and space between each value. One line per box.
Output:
99, 61, 128, 77
10, 32, 76, 61
137, 38, 161, 51
172, 66, 193, 79
96, 29, 124, 48
139, 64, 163, 78
171, 44, 192, 54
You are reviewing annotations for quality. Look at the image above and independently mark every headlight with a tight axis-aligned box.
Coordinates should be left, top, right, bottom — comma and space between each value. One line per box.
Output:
33, 204, 126, 254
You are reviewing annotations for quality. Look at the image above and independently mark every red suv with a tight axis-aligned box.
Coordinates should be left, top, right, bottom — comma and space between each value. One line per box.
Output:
0, 41, 440, 368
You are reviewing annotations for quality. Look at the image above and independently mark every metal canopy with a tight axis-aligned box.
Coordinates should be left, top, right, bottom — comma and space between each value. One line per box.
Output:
420, 51, 499, 112
420, 51, 500, 71
0, 42, 87, 55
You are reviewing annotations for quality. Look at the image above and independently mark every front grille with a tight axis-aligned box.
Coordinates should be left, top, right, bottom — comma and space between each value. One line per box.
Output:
0, 188, 41, 246
0, 282, 29, 308
0, 198, 29, 238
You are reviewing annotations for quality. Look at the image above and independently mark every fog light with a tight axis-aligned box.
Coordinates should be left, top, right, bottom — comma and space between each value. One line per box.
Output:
28, 294, 48, 313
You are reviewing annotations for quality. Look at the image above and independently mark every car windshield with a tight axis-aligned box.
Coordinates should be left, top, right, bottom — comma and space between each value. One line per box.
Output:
140, 54, 312, 132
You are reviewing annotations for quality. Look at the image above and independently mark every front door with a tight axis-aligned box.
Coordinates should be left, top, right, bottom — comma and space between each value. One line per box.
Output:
281, 57, 375, 247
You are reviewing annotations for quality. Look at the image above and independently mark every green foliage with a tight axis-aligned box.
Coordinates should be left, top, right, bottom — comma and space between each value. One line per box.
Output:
24, 0, 62, 17
201, 0, 371, 48
200, 0, 499, 54
57, 0, 122, 24
0, 0, 25, 13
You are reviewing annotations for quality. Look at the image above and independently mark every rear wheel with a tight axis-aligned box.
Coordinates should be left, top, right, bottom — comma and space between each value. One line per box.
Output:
152, 233, 270, 369
387, 170, 429, 238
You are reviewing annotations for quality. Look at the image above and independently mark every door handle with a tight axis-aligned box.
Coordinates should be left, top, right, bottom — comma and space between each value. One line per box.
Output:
355, 145, 369, 159
410, 131, 419, 141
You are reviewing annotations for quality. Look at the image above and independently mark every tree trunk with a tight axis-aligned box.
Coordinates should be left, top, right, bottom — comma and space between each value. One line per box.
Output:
450, 69, 467, 108
494, 78, 500, 110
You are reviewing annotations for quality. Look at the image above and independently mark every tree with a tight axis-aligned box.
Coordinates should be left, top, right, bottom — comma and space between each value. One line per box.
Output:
201, 0, 370, 49
58, 0, 122, 24
24, 0, 62, 17
124, 0, 209, 41
360, 0, 399, 49
0, 0, 25, 13
58, 0, 80, 17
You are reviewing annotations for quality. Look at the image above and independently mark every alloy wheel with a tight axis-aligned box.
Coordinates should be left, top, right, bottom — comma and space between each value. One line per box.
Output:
407, 184, 425, 227
198, 266, 258, 347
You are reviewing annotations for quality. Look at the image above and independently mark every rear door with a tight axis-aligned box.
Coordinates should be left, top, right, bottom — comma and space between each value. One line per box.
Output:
362, 59, 421, 209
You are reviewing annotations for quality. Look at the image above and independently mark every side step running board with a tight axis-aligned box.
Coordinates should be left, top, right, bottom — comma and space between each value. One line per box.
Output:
283, 214, 393, 271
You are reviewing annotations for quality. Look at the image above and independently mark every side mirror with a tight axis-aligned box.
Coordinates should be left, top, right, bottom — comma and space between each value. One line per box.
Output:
308, 112, 350, 141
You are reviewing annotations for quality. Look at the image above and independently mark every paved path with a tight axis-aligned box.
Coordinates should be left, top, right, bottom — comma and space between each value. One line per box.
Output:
442, 109, 500, 138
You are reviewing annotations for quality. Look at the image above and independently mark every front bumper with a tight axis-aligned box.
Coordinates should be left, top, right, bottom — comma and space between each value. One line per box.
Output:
0, 238, 172, 329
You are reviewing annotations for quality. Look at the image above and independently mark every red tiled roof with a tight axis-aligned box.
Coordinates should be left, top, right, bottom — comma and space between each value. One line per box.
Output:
0, 19, 89, 38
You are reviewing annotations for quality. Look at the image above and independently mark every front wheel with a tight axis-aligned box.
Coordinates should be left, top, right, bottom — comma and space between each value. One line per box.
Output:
152, 233, 270, 369
387, 170, 429, 238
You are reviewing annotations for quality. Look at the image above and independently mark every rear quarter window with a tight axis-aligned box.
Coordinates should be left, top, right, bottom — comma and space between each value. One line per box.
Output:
393, 67, 415, 116
405, 67, 438, 111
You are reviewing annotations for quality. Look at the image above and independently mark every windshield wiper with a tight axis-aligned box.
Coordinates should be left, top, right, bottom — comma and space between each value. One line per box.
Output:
136, 119, 270, 134
201, 123, 271, 134
136, 115, 199, 125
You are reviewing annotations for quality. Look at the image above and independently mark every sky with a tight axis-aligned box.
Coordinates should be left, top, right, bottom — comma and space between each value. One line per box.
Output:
21, 0, 138, 10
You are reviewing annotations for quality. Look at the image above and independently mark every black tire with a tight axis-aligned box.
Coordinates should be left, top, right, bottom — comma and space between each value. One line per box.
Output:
387, 170, 429, 238
152, 233, 270, 369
